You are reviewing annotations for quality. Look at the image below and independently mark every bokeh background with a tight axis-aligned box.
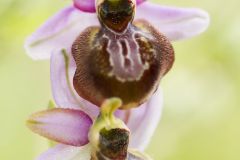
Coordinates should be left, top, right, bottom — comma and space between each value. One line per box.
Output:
0, 0, 240, 159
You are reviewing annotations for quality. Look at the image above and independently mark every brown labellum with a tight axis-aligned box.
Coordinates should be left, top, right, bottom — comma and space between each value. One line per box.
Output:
91, 128, 130, 160
72, 19, 174, 109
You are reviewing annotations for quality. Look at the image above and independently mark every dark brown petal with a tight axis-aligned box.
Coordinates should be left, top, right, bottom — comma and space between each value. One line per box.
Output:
72, 21, 174, 109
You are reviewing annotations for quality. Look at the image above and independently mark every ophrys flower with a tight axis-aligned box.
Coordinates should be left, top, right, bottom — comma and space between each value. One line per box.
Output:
25, 0, 209, 109
25, 0, 210, 159
27, 98, 159, 160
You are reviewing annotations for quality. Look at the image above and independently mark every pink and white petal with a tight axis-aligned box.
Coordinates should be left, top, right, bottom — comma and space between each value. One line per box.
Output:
25, 6, 99, 60
36, 144, 91, 160
118, 88, 163, 151
136, 0, 146, 5
73, 0, 146, 13
136, 2, 210, 41
50, 49, 99, 118
73, 0, 95, 12
27, 108, 93, 146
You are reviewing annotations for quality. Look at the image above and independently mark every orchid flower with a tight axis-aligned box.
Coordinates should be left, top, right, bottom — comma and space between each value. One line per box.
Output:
25, 0, 209, 159
25, 0, 209, 107
27, 97, 160, 159
28, 48, 165, 158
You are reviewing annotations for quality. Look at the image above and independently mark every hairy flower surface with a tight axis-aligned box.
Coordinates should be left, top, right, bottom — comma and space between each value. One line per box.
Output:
25, 0, 209, 159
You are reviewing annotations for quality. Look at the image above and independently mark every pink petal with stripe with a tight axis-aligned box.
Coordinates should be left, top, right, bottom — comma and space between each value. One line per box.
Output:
136, 2, 210, 41
27, 108, 92, 146
25, 6, 99, 60
50, 49, 99, 118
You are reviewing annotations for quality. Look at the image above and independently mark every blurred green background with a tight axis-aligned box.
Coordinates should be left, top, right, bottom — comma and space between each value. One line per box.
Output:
0, 0, 240, 159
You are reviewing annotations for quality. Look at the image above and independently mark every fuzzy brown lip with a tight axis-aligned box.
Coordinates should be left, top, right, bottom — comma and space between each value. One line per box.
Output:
72, 20, 174, 109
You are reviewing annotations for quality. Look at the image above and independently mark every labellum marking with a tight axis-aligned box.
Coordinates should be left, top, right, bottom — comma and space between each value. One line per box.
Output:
72, 0, 174, 108
104, 28, 150, 82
